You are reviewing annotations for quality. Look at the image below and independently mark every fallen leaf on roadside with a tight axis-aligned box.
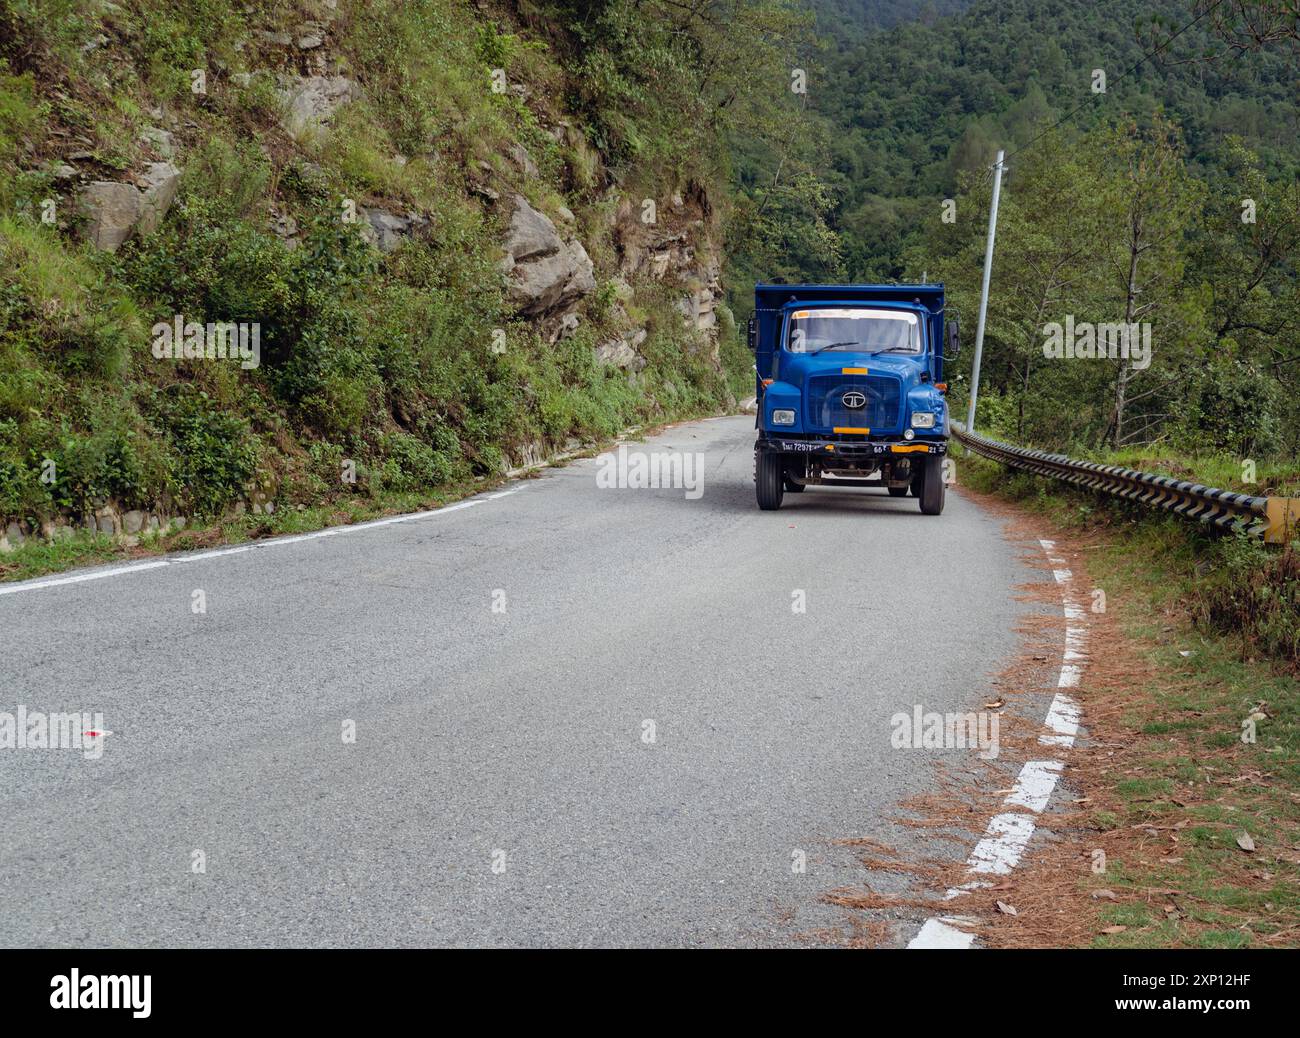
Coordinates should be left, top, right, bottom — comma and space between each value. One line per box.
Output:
1099, 925, 1127, 934
1090, 889, 1118, 901
1237, 832, 1257, 853
996, 900, 1017, 916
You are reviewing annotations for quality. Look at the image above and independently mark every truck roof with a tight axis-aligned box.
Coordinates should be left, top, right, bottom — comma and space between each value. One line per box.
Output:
755, 283, 945, 315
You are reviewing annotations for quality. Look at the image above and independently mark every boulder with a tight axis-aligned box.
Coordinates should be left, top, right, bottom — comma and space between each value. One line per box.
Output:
280, 75, 361, 139
508, 239, 594, 316
504, 195, 562, 262
508, 143, 538, 178
137, 162, 180, 236
79, 162, 180, 251
361, 207, 424, 253
594, 328, 647, 371
501, 196, 595, 316
79, 182, 142, 251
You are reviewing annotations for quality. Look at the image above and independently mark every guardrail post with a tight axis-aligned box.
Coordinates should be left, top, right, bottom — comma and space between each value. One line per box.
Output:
1265, 498, 1300, 545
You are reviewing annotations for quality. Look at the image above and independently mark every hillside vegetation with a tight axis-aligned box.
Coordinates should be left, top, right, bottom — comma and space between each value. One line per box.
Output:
0, 0, 810, 554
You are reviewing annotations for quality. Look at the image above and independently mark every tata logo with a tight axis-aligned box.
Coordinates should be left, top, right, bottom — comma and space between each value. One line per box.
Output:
841, 391, 867, 410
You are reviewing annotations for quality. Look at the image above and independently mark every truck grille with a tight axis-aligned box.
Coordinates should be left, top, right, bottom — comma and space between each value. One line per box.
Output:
806, 373, 902, 433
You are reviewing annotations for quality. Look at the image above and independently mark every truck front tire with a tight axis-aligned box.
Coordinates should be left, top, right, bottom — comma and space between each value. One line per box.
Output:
919, 456, 945, 515
756, 451, 784, 510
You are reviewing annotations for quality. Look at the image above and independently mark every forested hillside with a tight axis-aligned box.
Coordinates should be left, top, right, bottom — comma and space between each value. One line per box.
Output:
727, 0, 1300, 458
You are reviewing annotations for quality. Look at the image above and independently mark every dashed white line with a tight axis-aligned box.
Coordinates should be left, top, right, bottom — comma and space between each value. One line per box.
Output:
907, 537, 1086, 948
0, 487, 525, 597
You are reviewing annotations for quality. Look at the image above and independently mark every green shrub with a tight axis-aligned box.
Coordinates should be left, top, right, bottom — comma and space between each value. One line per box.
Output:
151, 387, 259, 515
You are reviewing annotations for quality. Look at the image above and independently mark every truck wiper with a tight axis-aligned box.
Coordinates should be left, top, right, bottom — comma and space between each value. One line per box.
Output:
865, 346, 917, 355
805, 341, 861, 355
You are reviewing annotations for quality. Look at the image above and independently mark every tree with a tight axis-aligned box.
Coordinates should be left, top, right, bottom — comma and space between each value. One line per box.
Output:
1092, 117, 1202, 447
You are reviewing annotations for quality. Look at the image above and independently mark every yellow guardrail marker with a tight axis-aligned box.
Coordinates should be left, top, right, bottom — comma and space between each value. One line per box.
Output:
1265, 498, 1300, 545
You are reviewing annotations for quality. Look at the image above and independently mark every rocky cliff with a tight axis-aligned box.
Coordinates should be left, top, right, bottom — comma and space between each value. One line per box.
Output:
0, 0, 742, 555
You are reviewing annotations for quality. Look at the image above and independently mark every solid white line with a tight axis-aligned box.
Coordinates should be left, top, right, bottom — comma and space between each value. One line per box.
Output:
0, 487, 525, 597
907, 537, 1086, 948
0, 560, 171, 596
910, 917, 977, 949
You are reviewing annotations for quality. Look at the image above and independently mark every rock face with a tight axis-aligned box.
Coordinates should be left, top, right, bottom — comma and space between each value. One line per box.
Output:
594, 328, 647, 371
137, 162, 181, 235
502, 195, 595, 316
79, 182, 142, 251
361, 207, 426, 253
79, 162, 181, 251
280, 75, 361, 139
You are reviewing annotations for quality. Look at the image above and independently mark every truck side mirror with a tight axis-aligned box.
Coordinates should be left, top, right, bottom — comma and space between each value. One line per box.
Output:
747, 316, 758, 352
945, 318, 960, 357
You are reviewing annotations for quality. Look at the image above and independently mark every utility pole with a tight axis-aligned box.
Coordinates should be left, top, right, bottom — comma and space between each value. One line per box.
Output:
966, 149, 1005, 434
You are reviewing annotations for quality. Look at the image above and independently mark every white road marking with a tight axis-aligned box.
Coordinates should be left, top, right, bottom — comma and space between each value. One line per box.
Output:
907, 537, 1085, 948
0, 487, 525, 597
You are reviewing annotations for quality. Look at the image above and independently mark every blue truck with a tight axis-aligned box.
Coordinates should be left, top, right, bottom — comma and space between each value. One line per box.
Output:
748, 283, 958, 513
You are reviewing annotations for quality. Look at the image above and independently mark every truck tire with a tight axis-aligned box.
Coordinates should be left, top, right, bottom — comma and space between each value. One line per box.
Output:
756, 451, 784, 510
919, 456, 945, 515
909, 473, 922, 497
887, 484, 909, 497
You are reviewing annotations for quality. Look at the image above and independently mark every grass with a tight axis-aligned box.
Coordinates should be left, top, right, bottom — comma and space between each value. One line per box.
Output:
961, 447, 1300, 948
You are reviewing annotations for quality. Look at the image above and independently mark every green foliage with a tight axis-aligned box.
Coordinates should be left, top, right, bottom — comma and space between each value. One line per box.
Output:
150, 386, 259, 516
0, 0, 751, 542
1197, 539, 1300, 666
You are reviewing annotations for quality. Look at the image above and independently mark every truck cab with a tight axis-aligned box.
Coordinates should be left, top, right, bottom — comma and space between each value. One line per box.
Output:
748, 283, 957, 513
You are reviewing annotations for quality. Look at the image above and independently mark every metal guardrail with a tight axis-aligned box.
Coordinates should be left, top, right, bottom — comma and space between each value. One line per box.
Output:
952, 423, 1300, 545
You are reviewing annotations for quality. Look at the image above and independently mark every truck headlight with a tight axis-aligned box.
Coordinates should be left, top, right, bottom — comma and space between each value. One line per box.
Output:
910, 411, 936, 429
772, 409, 796, 426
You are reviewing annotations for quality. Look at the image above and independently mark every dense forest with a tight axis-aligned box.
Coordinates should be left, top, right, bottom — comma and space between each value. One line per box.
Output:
725, 0, 1300, 457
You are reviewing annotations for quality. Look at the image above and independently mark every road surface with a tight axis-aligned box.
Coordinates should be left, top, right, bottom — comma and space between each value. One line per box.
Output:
0, 415, 1038, 947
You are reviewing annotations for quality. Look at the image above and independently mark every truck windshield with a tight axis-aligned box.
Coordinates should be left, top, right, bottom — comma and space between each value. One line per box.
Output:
785, 308, 922, 355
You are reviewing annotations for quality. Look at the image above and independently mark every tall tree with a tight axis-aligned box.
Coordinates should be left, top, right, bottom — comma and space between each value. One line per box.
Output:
1093, 117, 1202, 447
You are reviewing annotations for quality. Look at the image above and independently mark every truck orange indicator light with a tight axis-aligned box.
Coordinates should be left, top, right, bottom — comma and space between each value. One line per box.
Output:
833, 427, 871, 434
841, 367, 868, 374
890, 444, 930, 453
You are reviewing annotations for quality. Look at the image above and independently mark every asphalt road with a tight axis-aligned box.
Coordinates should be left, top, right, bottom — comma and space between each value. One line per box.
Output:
0, 415, 1036, 947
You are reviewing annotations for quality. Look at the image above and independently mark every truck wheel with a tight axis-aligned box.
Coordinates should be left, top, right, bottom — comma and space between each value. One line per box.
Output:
909, 473, 922, 497
887, 484, 909, 497
919, 456, 945, 515
756, 451, 784, 510
783, 478, 805, 493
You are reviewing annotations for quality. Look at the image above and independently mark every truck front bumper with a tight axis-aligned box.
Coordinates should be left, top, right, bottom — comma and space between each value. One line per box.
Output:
758, 436, 947, 457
